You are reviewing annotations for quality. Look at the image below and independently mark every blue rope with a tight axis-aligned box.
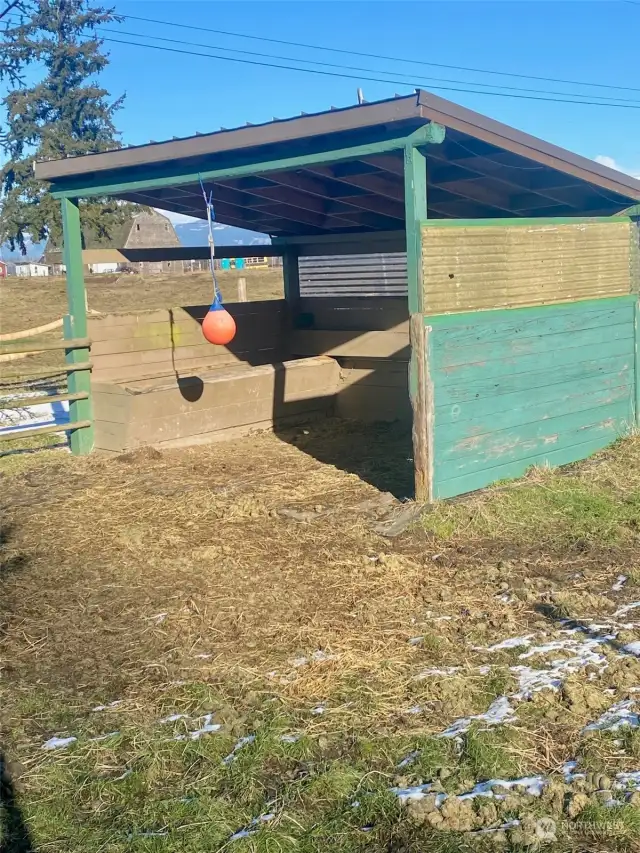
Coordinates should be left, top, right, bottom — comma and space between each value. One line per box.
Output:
199, 176, 224, 311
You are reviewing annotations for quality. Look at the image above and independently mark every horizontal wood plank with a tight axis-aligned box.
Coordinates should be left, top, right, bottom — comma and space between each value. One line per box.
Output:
290, 330, 409, 359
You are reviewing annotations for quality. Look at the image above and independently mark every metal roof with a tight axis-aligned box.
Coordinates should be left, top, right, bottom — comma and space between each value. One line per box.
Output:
36, 90, 640, 236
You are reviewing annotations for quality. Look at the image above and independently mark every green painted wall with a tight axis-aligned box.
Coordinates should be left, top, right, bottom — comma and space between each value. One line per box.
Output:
427, 296, 637, 499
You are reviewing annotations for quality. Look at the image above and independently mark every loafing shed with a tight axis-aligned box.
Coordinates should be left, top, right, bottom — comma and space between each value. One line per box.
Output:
35, 90, 640, 501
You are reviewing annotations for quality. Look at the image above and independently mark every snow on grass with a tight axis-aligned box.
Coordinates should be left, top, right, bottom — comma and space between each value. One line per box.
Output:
42, 735, 77, 750
0, 394, 69, 437
612, 575, 628, 592
229, 813, 275, 841
439, 696, 516, 738
583, 700, 639, 733
222, 735, 256, 765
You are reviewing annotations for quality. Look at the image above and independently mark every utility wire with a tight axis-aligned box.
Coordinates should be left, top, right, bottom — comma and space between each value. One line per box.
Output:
98, 26, 640, 106
98, 34, 640, 110
122, 12, 640, 96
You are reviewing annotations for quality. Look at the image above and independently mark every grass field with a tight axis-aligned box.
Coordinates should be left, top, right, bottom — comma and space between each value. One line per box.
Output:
2, 272, 640, 852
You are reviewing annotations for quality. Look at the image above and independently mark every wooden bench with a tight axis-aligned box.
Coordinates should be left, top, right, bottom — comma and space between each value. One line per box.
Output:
89, 300, 340, 452
88, 297, 412, 453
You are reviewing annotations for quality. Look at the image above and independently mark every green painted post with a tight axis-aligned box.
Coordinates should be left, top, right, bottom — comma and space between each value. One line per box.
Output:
404, 145, 427, 315
404, 143, 431, 501
61, 197, 93, 454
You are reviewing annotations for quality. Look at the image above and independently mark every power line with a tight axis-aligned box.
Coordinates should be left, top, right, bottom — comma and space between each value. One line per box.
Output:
98, 34, 640, 110
99, 26, 640, 106
122, 12, 640, 96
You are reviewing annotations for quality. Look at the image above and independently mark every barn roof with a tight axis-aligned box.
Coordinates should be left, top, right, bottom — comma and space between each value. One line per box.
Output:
36, 90, 640, 236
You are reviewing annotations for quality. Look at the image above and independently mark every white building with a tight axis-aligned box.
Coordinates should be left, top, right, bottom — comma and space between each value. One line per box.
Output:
88, 262, 119, 274
15, 262, 49, 277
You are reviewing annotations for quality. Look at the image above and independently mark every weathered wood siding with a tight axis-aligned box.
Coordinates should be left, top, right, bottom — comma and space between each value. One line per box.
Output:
422, 220, 635, 314
292, 297, 411, 422
428, 296, 637, 499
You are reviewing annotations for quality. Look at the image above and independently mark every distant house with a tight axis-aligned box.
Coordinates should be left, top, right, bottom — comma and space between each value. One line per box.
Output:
45, 210, 183, 276
88, 262, 119, 274
15, 262, 49, 277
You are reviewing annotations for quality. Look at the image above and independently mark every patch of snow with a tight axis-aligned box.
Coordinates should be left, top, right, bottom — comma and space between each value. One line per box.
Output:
113, 768, 132, 781
174, 713, 221, 741
481, 635, 534, 652
584, 700, 639, 733
391, 782, 437, 803
92, 700, 122, 712
439, 696, 516, 738
279, 734, 299, 743
623, 641, 640, 656
397, 750, 421, 768
415, 666, 461, 679
614, 601, 640, 619
194, 653, 212, 659
562, 760, 585, 783
458, 775, 547, 801
222, 735, 256, 765
160, 713, 189, 724
612, 575, 628, 592
0, 394, 70, 438
42, 735, 77, 750
229, 812, 274, 841
615, 771, 640, 790
406, 705, 423, 715
311, 705, 326, 715
90, 731, 119, 742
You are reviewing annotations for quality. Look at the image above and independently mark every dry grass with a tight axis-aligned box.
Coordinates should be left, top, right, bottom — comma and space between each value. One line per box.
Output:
2, 271, 640, 850
2, 423, 640, 851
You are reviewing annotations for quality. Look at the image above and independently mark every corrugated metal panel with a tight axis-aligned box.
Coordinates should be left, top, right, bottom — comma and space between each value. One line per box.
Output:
422, 221, 633, 314
299, 253, 407, 296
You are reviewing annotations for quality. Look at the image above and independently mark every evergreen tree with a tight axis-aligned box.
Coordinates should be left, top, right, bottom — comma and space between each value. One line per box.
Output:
0, 0, 132, 254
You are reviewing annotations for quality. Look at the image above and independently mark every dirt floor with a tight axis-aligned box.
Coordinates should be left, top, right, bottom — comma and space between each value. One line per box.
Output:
2, 420, 640, 852
2, 271, 640, 851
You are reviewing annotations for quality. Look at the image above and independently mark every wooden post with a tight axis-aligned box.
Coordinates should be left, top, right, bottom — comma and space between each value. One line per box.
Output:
61, 197, 93, 454
283, 247, 301, 321
404, 143, 430, 501
237, 276, 247, 302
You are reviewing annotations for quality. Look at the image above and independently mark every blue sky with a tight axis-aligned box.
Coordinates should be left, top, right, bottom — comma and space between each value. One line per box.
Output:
2, 0, 639, 232
96, 0, 640, 186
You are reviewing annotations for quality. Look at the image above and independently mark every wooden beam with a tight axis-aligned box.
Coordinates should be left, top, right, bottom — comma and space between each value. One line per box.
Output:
307, 165, 405, 203
61, 197, 93, 455
50, 127, 442, 200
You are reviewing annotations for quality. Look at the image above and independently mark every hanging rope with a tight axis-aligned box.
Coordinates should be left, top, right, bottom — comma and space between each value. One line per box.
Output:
198, 177, 237, 345
200, 176, 223, 309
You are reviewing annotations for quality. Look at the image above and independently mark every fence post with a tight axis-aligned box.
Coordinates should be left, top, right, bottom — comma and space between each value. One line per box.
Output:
61, 197, 93, 454
237, 276, 247, 302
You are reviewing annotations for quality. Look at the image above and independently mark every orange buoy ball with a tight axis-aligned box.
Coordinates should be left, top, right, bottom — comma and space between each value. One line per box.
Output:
202, 304, 236, 345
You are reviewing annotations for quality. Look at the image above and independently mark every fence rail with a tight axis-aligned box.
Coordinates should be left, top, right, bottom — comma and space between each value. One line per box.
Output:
0, 328, 93, 448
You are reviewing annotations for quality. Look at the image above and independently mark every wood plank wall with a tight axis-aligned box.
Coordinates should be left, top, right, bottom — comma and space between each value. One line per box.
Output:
293, 297, 411, 422
421, 220, 634, 314
88, 300, 289, 385
428, 296, 636, 498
